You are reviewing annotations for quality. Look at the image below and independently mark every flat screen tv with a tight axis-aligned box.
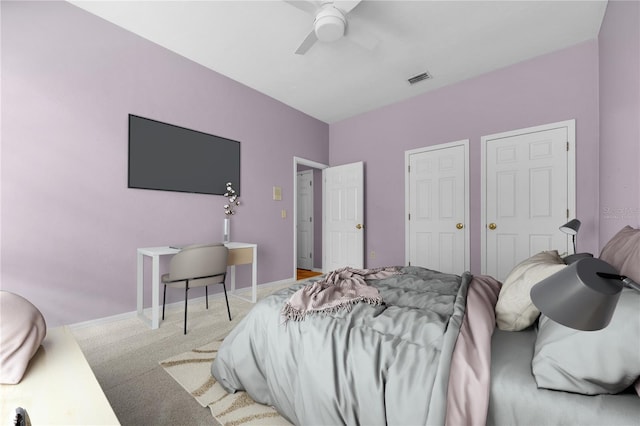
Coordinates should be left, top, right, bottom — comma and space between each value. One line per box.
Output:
128, 114, 240, 196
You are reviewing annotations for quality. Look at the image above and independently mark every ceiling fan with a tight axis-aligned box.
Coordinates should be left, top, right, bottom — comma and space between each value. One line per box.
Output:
284, 0, 377, 55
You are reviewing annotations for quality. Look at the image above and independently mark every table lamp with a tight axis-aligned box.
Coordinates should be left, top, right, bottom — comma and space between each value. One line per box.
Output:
530, 257, 640, 331
559, 219, 581, 254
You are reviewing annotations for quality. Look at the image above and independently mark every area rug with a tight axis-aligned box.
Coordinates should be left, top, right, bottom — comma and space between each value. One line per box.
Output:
160, 339, 291, 426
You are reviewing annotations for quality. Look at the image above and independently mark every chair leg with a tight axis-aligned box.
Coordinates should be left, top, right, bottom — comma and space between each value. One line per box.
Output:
222, 282, 231, 321
205, 286, 209, 310
184, 282, 189, 335
162, 284, 167, 320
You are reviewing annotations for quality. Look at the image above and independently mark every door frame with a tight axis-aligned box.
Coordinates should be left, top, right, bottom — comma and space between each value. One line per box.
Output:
480, 119, 576, 275
404, 140, 470, 272
293, 156, 328, 280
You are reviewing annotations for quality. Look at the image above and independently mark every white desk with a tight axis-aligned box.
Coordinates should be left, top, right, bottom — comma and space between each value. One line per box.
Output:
136, 242, 257, 329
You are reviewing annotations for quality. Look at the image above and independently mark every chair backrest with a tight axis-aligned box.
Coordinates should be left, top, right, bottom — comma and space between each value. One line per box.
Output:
169, 244, 228, 282
181, 242, 224, 250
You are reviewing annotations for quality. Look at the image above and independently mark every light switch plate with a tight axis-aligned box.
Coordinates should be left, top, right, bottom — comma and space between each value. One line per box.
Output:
273, 186, 282, 201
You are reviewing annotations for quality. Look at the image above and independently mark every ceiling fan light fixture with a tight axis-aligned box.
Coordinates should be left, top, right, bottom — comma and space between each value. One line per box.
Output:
314, 6, 346, 42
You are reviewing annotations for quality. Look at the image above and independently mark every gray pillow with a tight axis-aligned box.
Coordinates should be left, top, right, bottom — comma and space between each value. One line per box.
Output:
599, 225, 640, 283
532, 288, 640, 395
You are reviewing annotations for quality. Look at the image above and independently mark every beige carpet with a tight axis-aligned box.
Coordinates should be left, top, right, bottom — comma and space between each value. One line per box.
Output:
160, 339, 291, 426
71, 281, 295, 426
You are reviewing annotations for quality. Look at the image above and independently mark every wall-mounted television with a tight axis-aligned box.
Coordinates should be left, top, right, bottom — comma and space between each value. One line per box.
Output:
128, 114, 240, 196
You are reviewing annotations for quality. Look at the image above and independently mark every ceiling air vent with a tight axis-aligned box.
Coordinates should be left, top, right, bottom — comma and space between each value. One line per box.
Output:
408, 71, 432, 85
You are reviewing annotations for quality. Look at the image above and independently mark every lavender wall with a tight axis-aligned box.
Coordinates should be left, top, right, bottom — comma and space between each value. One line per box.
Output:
598, 0, 640, 245
330, 41, 600, 274
3, 1, 635, 328
1, 1, 329, 326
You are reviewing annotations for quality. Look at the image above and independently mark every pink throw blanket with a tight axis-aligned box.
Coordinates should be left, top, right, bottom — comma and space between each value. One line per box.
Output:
281, 267, 399, 322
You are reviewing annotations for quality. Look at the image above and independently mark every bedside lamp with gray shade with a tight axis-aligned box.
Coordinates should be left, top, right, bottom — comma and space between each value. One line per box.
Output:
559, 218, 593, 264
530, 257, 640, 331
560, 218, 581, 253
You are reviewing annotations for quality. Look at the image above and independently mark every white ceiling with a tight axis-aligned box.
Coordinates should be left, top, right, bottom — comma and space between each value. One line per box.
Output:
69, 0, 608, 123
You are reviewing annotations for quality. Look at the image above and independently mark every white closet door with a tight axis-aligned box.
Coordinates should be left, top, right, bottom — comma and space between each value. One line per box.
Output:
482, 121, 575, 281
406, 141, 469, 275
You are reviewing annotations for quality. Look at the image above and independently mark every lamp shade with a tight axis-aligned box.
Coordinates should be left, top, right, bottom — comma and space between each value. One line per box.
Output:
530, 258, 622, 331
559, 219, 581, 235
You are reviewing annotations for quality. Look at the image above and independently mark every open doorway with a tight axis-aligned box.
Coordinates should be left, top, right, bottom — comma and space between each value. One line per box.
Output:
293, 157, 327, 280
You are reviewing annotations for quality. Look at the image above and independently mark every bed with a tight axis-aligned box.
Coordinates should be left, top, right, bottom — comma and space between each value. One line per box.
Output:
212, 226, 640, 425
488, 328, 639, 425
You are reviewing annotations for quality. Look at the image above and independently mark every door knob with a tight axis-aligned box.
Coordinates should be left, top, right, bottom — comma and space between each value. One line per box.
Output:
456, 223, 464, 230
488, 223, 497, 230
356, 224, 363, 230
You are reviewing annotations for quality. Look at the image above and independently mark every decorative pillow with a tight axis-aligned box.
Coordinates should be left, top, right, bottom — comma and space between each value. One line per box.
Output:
495, 251, 566, 331
599, 225, 640, 283
0, 292, 47, 384
532, 288, 640, 395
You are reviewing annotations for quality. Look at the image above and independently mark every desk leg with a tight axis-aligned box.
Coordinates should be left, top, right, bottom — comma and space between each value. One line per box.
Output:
251, 246, 257, 303
151, 255, 160, 330
230, 265, 237, 293
137, 252, 144, 317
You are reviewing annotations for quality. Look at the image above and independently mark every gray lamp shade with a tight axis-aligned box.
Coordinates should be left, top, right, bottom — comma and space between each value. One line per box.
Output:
559, 219, 581, 235
530, 258, 622, 331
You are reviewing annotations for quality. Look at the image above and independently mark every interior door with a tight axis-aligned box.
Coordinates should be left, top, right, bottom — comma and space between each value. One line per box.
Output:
323, 162, 364, 271
482, 120, 575, 281
406, 141, 469, 274
294, 157, 327, 280
296, 170, 314, 270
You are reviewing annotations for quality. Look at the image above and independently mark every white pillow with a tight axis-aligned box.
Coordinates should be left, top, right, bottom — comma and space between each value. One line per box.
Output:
0, 292, 47, 384
495, 251, 566, 331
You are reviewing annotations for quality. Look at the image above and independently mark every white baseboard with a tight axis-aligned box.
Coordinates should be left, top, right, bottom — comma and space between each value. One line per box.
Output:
254, 277, 293, 289
69, 311, 138, 330
68, 278, 295, 330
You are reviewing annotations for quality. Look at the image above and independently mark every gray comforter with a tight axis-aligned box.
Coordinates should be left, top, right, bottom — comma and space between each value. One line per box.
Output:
212, 266, 471, 425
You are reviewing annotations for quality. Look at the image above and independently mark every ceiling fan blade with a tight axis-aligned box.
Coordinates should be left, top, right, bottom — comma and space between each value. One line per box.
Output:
295, 30, 318, 55
283, 0, 321, 15
334, 0, 362, 14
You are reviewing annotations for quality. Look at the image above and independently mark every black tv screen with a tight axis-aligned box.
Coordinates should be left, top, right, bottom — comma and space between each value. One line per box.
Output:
128, 115, 240, 196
